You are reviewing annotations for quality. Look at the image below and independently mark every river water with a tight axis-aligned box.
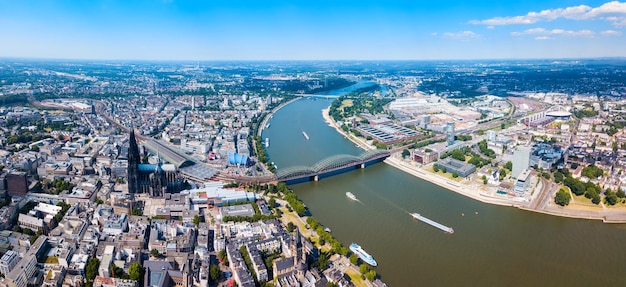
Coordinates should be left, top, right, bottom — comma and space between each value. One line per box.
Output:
263, 98, 626, 287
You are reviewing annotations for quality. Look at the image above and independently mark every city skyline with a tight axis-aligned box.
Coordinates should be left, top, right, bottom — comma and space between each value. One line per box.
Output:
1, 0, 626, 60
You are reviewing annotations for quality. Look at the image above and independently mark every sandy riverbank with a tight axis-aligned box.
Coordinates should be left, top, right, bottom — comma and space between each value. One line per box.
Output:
321, 108, 374, 151
321, 106, 626, 223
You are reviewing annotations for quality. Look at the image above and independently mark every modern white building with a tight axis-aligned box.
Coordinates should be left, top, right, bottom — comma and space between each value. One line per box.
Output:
187, 182, 257, 207
513, 170, 532, 194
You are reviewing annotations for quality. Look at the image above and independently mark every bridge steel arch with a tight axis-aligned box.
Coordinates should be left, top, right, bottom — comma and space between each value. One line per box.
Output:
275, 150, 391, 184
276, 166, 316, 181
312, 154, 362, 172
358, 149, 390, 161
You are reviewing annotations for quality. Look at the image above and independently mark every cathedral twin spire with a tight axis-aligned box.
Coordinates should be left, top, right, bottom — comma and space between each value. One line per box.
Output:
128, 128, 140, 194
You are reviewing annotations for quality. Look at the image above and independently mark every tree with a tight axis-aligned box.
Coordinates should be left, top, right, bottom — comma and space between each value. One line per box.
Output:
286, 222, 296, 232
306, 217, 319, 230
128, 262, 144, 282
482, 175, 487, 185
150, 249, 161, 258
268, 197, 276, 208
606, 193, 618, 205
554, 172, 564, 183
316, 252, 330, 269
585, 188, 601, 204
110, 264, 125, 278
450, 149, 466, 161
504, 161, 512, 171
210, 264, 222, 281
499, 168, 507, 180
581, 165, 604, 179
29, 233, 40, 244
349, 254, 358, 265
218, 249, 228, 262
85, 258, 100, 287
441, 167, 447, 174
359, 264, 369, 274
373, 141, 388, 150
402, 149, 410, 159
365, 270, 377, 281
564, 176, 585, 196
452, 172, 459, 178
617, 189, 626, 198
284, 192, 307, 216
193, 214, 201, 226
592, 194, 601, 204
555, 188, 571, 206
433, 165, 439, 172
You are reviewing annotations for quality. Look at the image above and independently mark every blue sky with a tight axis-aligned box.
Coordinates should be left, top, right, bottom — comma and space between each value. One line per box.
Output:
0, 0, 625, 60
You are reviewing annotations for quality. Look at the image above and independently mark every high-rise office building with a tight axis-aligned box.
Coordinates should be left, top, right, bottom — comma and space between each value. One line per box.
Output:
446, 122, 455, 146
512, 146, 531, 178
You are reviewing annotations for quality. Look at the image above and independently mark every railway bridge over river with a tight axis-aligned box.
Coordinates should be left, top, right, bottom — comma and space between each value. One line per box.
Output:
220, 149, 390, 185
274, 149, 390, 184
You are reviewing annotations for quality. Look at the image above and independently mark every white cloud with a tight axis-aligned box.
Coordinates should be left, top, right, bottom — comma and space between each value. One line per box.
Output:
535, 36, 552, 40
587, 1, 626, 17
511, 28, 595, 37
604, 16, 626, 26
470, 1, 626, 26
601, 29, 623, 35
441, 31, 480, 40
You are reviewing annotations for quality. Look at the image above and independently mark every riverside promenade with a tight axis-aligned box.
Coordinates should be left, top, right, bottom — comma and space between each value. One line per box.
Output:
321, 107, 626, 223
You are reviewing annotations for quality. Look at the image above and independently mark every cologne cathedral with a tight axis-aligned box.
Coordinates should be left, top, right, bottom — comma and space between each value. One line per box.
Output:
127, 129, 183, 197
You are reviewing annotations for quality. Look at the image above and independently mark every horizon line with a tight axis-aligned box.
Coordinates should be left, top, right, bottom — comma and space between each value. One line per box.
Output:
2, 56, 626, 63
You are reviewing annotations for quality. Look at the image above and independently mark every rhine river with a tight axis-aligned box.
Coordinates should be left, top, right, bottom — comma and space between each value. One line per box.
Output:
263, 98, 626, 287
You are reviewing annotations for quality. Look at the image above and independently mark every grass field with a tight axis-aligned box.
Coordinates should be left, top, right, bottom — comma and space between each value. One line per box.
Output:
427, 166, 463, 182
345, 268, 368, 287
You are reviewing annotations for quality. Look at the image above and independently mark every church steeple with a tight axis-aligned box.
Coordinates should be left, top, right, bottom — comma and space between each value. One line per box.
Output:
128, 129, 140, 194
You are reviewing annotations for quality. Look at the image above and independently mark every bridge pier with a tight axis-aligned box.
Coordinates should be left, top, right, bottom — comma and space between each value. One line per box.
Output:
360, 163, 365, 169
313, 175, 319, 181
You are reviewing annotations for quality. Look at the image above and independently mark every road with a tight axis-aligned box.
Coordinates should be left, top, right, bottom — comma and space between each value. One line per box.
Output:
530, 178, 554, 210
